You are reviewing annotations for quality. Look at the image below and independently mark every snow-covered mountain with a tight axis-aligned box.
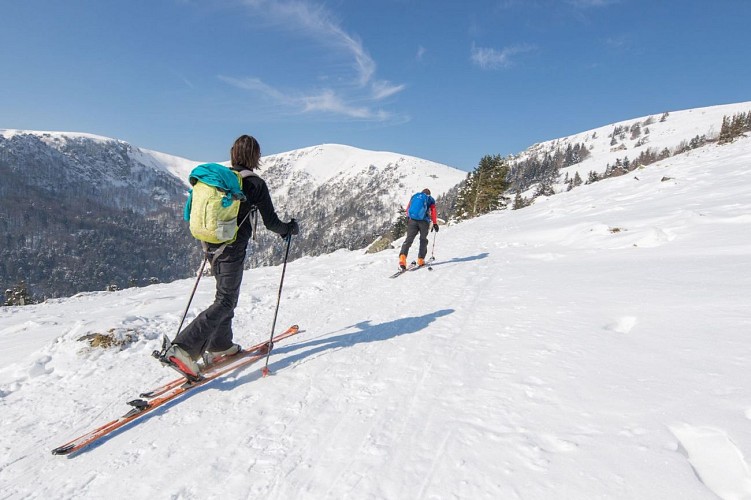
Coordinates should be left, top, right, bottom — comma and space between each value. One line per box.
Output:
0, 132, 465, 298
1, 121, 750, 498
0, 130, 201, 299
254, 144, 466, 264
508, 101, 751, 195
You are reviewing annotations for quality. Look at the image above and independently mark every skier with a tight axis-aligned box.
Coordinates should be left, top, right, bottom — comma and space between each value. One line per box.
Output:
163, 135, 299, 379
399, 188, 438, 270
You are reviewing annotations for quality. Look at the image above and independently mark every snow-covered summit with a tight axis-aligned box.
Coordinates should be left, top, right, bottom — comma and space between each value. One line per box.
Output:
262, 143, 463, 195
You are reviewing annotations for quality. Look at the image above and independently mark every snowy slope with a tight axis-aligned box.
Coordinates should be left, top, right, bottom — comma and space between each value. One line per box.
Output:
529, 101, 751, 183
261, 143, 464, 202
1, 131, 750, 498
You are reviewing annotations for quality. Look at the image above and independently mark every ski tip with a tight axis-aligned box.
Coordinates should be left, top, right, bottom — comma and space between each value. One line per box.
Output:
51, 444, 75, 456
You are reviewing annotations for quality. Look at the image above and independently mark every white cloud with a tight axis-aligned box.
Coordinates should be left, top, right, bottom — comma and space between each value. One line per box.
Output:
371, 80, 406, 100
470, 43, 535, 70
228, 0, 403, 120
301, 90, 387, 119
219, 75, 394, 121
218, 76, 290, 102
567, 0, 620, 7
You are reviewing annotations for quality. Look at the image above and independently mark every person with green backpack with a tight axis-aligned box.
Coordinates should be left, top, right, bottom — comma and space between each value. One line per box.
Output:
161, 135, 299, 380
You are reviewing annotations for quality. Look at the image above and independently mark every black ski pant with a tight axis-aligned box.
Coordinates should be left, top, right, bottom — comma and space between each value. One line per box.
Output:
173, 245, 246, 359
400, 218, 430, 260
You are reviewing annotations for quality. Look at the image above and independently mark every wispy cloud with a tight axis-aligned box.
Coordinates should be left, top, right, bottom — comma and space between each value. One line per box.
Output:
371, 80, 406, 100
219, 75, 394, 120
225, 0, 404, 121
470, 43, 536, 70
567, 0, 620, 7
416, 45, 427, 62
605, 35, 629, 49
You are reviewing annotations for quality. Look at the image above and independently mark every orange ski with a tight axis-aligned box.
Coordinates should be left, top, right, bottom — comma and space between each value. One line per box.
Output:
52, 325, 300, 456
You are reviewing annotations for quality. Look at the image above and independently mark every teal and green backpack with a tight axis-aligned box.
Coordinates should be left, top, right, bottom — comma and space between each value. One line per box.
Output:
184, 163, 255, 244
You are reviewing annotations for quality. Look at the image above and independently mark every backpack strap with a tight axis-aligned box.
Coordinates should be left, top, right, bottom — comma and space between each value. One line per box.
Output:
237, 169, 260, 241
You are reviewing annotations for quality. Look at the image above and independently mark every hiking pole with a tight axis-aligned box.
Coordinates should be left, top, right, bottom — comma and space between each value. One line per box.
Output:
427, 230, 438, 270
175, 253, 209, 336
261, 233, 293, 377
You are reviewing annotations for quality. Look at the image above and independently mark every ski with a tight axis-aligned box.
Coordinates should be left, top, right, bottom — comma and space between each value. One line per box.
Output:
51, 324, 300, 457
140, 326, 298, 399
390, 257, 435, 278
390, 261, 418, 278
410, 256, 436, 272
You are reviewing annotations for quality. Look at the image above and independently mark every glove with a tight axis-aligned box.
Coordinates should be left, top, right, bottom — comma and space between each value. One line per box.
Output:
288, 219, 299, 235
281, 218, 299, 239
432, 224, 439, 232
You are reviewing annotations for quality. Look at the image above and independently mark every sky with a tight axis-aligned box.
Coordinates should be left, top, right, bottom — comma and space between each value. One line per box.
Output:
1, 129, 750, 497
2, 0, 750, 171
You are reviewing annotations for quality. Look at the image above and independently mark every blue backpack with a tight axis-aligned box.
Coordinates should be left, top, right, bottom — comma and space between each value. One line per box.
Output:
407, 192, 430, 220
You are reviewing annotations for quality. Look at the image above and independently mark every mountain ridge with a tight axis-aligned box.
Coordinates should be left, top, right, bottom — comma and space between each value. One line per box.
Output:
3, 99, 750, 300
0, 132, 465, 299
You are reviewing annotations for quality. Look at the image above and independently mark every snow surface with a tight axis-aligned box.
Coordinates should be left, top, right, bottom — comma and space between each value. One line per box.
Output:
2, 134, 751, 499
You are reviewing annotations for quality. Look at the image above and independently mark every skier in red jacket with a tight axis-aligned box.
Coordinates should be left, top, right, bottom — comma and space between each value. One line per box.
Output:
399, 188, 438, 270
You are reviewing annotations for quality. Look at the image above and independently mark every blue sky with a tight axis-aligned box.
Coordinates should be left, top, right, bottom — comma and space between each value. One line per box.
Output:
2, 0, 750, 171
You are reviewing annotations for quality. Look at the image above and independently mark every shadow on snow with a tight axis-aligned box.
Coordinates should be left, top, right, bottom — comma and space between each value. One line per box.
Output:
67, 308, 454, 456
429, 252, 489, 268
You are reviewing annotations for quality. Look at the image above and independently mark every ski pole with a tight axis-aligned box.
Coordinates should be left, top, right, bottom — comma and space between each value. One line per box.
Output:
261, 233, 293, 377
429, 230, 437, 262
175, 253, 209, 336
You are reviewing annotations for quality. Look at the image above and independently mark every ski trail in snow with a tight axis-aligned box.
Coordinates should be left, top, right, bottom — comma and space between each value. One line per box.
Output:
670, 423, 751, 499
415, 429, 452, 500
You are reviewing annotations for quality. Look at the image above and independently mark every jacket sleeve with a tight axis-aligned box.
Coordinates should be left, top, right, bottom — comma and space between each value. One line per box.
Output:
429, 204, 438, 225
245, 176, 288, 236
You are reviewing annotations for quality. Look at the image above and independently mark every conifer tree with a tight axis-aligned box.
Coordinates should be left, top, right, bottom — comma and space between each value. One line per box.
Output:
512, 191, 531, 210
390, 207, 408, 239
455, 155, 510, 220
573, 171, 583, 187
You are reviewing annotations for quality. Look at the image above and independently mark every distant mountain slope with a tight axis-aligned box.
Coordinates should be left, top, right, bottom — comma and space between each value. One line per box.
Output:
0, 131, 202, 299
253, 144, 466, 265
0, 132, 465, 298
508, 101, 751, 194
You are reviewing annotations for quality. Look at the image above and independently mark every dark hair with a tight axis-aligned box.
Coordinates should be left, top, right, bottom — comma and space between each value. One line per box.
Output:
230, 135, 261, 171
422, 188, 431, 196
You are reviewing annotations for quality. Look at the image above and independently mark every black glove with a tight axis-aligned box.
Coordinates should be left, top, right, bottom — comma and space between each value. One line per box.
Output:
281, 218, 299, 239
432, 224, 439, 232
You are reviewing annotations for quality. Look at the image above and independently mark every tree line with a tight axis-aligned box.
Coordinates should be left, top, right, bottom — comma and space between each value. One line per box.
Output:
441, 110, 750, 224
